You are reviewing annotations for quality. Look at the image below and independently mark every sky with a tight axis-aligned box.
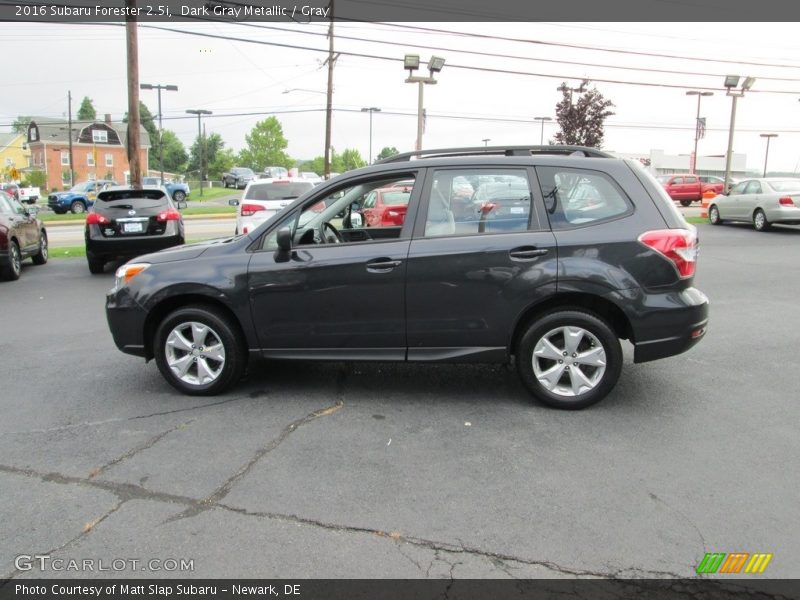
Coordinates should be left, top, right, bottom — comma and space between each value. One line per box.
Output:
2, 20, 800, 172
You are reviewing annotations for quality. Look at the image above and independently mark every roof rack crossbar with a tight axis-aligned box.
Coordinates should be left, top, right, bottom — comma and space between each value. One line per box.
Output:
376, 145, 613, 164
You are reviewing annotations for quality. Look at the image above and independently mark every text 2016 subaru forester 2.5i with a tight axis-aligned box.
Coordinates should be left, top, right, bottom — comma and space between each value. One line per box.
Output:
106, 146, 708, 409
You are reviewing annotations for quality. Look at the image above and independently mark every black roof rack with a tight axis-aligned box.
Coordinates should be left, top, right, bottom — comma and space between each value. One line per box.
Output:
375, 145, 614, 164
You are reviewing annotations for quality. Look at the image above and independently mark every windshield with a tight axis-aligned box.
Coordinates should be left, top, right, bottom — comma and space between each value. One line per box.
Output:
245, 182, 314, 201
236, 168, 255, 176
767, 180, 800, 192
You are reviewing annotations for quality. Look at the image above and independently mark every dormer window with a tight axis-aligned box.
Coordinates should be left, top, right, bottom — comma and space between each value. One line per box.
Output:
29, 126, 38, 141
92, 129, 108, 143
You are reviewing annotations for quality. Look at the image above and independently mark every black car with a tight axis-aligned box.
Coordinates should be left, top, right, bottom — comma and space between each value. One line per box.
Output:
106, 146, 708, 409
85, 187, 186, 274
0, 192, 47, 281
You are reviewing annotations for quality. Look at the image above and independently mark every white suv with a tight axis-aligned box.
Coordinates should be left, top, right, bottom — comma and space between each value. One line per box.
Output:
230, 178, 316, 235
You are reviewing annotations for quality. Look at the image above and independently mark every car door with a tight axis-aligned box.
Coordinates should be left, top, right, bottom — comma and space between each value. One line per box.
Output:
742, 180, 762, 218
724, 181, 749, 220
246, 171, 421, 359
405, 166, 557, 360
6, 196, 37, 252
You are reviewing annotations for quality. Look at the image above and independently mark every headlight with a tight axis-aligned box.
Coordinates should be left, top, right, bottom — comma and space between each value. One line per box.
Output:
114, 263, 150, 290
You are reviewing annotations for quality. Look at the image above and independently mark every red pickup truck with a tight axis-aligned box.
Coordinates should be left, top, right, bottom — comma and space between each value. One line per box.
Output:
656, 174, 725, 206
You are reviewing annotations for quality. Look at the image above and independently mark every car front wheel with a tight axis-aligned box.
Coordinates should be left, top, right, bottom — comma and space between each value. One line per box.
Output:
2, 240, 22, 280
154, 305, 246, 396
516, 310, 622, 410
70, 201, 86, 214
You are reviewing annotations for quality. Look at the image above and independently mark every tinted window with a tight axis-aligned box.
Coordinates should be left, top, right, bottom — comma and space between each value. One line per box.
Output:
537, 167, 632, 229
245, 182, 314, 201
423, 169, 532, 237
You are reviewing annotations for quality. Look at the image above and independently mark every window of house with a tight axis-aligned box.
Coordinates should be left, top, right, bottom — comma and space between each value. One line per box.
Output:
92, 129, 108, 143
87, 152, 95, 167
29, 127, 38, 141
61, 152, 69, 166
105, 154, 113, 167
423, 169, 532, 237
537, 167, 633, 229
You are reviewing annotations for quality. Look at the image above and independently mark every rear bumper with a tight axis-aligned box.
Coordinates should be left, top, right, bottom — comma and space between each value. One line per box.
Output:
106, 287, 148, 358
765, 205, 800, 225
86, 223, 183, 259
631, 287, 709, 363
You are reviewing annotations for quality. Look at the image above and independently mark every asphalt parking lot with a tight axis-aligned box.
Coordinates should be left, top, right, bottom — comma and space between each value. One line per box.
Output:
1, 222, 798, 580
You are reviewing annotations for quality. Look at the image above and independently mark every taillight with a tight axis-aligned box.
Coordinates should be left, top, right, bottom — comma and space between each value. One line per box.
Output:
779, 196, 795, 206
240, 203, 265, 217
638, 228, 698, 279
86, 213, 110, 225
156, 209, 181, 222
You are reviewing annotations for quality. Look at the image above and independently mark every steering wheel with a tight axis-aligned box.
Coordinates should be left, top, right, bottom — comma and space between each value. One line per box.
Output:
317, 221, 343, 244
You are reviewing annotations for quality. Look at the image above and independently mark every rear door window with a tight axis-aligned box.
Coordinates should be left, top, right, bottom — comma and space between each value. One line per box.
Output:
536, 167, 633, 229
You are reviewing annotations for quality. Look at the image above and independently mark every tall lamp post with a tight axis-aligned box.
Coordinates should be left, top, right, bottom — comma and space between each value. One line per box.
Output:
685, 90, 713, 174
361, 107, 381, 163
404, 54, 445, 152
723, 75, 755, 193
760, 133, 778, 177
533, 116, 552, 145
140, 83, 178, 185
185, 109, 212, 197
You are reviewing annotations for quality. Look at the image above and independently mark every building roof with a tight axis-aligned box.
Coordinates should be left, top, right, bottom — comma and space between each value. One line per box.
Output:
0, 131, 23, 151
27, 117, 150, 148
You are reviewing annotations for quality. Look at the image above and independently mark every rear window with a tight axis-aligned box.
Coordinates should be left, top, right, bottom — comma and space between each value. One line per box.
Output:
245, 182, 314, 201
380, 191, 411, 205
97, 189, 168, 203
767, 180, 800, 192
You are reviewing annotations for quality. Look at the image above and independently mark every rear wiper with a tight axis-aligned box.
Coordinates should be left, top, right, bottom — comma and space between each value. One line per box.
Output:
107, 204, 134, 209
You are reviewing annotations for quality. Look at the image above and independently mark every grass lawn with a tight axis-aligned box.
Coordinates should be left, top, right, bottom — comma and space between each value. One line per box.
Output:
685, 216, 707, 225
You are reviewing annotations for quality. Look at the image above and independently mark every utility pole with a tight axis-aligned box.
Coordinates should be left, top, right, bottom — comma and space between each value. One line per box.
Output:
186, 110, 212, 196
323, 0, 335, 179
125, 0, 142, 189
686, 91, 713, 174
67, 91, 74, 187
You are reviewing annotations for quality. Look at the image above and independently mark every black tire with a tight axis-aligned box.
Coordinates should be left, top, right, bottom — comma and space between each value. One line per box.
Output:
753, 208, 771, 231
154, 305, 247, 396
2, 239, 22, 281
53, 209, 66, 215
173, 190, 186, 203
70, 200, 86, 214
680, 200, 692, 207
708, 205, 722, 225
87, 252, 105, 274
516, 310, 622, 410
32, 230, 48, 265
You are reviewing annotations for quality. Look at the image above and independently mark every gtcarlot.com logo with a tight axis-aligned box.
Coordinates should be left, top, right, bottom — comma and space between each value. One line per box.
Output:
14, 554, 194, 572
696, 552, 772, 574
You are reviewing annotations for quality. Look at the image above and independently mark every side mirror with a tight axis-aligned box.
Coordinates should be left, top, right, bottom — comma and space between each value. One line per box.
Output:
276, 227, 292, 252
176, 200, 187, 210
228, 199, 240, 207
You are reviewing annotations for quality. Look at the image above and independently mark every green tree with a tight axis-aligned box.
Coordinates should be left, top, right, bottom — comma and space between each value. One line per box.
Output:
12, 116, 31, 135
22, 170, 46, 188
552, 80, 615, 148
238, 117, 291, 171
376, 146, 399, 161
339, 148, 367, 171
208, 148, 236, 181
77, 96, 96, 121
123, 102, 162, 170
159, 130, 188, 173
187, 132, 226, 180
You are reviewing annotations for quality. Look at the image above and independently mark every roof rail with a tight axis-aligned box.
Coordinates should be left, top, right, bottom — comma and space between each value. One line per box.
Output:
375, 145, 614, 164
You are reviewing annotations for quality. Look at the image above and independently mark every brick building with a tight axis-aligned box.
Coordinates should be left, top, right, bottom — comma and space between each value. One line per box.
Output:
26, 115, 150, 191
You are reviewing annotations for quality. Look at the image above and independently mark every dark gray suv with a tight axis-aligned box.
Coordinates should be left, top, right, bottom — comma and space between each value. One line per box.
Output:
106, 146, 708, 409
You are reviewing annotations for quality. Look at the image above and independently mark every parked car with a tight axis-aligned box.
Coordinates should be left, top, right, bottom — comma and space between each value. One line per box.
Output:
359, 185, 412, 227
229, 178, 316, 235
261, 166, 289, 180
708, 178, 800, 231
697, 175, 726, 195
656, 173, 721, 206
299, 171, 323, 185
85, 186, 187, 274
222, 168, 256, 189
142, 177, 190, 203
105, 145, 708, 409
48, 180, 117, 214
0, 193, 47, 281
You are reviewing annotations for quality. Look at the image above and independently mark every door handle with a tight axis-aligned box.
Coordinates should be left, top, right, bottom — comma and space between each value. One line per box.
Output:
509, 246, 548, 260
366, 258, 402, 272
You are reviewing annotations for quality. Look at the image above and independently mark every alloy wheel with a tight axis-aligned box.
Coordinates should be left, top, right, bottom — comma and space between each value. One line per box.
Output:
532, 326, 607, 397
165, 321, 226, 386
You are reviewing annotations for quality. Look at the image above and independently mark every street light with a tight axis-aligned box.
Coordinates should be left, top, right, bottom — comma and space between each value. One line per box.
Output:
533, 116, 552, 145
760, 133, 778, 177
185, 109, 212, 197
140, 83, 178, 186
685, 90, 713, 174
361, 107, 381, 163
404, 54, 445, 152
482, 138, 491, 147
723, 75, 756, 194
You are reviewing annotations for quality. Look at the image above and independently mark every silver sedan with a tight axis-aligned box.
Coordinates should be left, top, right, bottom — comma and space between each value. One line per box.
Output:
708, 178, 800, 231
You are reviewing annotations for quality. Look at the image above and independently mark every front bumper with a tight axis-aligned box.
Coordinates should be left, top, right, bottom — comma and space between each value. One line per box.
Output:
106, 287, 148, 358
631, 287, 709, 363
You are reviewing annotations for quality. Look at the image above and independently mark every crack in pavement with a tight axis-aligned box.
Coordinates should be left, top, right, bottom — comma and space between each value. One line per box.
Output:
0, 395, 248, 437
647, 491, 709, 561
163, 400, 345, 523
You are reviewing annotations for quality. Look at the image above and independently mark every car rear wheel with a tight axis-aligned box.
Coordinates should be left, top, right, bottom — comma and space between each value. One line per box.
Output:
516, 310, 622, 410
2, 240, 21, 280
753, 209, 771, 231
32, 231, 48, 265
87, 252, 105, 274
708, 205, 722, 225
174, 191, 186, 203
70, 201, 86, 214
680, 200, 692, 207
154, 305, 246, 396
